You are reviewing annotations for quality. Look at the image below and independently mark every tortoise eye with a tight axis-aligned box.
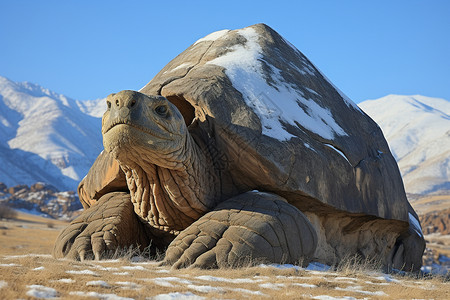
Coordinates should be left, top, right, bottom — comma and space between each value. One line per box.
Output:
155, 105, 168, 116
107, 101, 111, 109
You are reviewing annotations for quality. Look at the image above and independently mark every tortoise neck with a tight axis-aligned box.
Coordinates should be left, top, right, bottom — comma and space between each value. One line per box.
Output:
120, 133, 220, 232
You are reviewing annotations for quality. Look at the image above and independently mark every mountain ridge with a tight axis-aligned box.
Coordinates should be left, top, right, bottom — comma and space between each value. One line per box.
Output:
0, 76, 104, 191
359, 94, 450, 195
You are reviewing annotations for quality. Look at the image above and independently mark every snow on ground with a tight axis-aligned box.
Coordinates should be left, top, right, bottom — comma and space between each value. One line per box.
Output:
69, 291, 134, 300
86, 280, 111, 288
0, 254, 448, 299
0, 280, 7, 289
66, 269, 99, 276
151, 292, 206, 300
26, 285, 59, 299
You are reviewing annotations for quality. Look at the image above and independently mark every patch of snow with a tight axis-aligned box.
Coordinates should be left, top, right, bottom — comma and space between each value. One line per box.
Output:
334, 276, 357, 281
364, 280, 389, 286
91, 259, 121, 264
66, 269, 98, 276
156, 269, 170, 273
112, 272, 129, 276
194, 29, 230, 45
150, 277, 193, 285
371, 274, 400, 283
421, 263, 450, 276
304, 142, 316, 151
69, 291, 134, 300
259, 282, 285, 289
311, 296, 357, 300
0, 280, 7, 289
129, 255, 147, 263
187, 284, 224, 293
86, 280, 110, 288
32, 266, 45, 271
305, 87, 320, 96
306, 262, 332, 271
335, 285, 387, 296
168, 63, 193, 73
121, 265, 146, 270
258, 263, 302, 271
409, 212, 423, 237
152, 279, 175, 287
292, 283, 317, 288
0, 263, 20, 267
26, 285, 58, 299
55, 278, 75, 284
207, 27, 348, 141
115, 281, 141, 289
150, 292, 206, 300
195, 275, 262, 284
324, 144, 351, 165
228, 287, 266, 296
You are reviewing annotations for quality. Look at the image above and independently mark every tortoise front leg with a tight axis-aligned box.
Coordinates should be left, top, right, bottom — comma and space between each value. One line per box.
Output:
164, 191, 318, 269
53, 192, 151, 260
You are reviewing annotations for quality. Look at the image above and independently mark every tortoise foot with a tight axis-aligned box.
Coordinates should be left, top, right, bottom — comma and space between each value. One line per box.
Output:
53, 192, 150, 260
164, 191, 317, 269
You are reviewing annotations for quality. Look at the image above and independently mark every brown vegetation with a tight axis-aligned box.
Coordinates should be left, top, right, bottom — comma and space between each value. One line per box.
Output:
0, 212, 448, 299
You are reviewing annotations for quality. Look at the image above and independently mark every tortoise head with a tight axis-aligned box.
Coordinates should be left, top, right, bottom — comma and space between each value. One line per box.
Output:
102, 90, 187, 168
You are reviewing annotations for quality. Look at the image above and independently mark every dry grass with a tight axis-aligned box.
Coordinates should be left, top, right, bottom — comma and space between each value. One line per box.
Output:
0, 212, 448, 299
0, 211, 68, 255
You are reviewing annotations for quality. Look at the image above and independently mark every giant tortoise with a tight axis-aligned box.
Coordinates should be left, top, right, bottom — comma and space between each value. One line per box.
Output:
53, 24, 425, 271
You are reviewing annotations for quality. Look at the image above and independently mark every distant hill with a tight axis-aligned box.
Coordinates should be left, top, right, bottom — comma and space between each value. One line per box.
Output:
0, 76, 104, 191
359, 95, 450, 195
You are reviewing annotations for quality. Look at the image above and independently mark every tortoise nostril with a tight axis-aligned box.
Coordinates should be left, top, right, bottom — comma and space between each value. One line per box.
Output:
116, 99, 120, 106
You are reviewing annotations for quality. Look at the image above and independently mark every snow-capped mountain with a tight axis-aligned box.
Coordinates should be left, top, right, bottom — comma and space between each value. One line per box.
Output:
359, 95, 450, 195
0, 76, 105, 191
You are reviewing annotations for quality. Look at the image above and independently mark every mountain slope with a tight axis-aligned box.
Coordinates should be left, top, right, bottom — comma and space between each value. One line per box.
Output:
0, 76, 104, 191
359, 95, 450, 195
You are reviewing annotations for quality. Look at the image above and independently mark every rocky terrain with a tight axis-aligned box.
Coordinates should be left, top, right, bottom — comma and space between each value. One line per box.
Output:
0, 182, 82, 220
420, 208, 450, 235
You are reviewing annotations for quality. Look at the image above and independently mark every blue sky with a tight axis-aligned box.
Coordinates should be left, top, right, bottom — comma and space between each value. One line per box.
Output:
1, 0, 449, 103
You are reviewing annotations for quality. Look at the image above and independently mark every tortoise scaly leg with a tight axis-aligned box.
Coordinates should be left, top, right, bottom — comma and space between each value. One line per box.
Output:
164, 191, 318, 269
53, 192, 151, 260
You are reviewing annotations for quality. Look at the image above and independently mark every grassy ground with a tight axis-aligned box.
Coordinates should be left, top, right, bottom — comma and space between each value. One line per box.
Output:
0, 212, 449, 299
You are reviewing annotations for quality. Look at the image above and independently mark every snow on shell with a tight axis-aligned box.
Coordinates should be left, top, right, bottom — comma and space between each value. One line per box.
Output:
194, 29, 230, 45
409, 212, 423, 237
206, 27, 348, 141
